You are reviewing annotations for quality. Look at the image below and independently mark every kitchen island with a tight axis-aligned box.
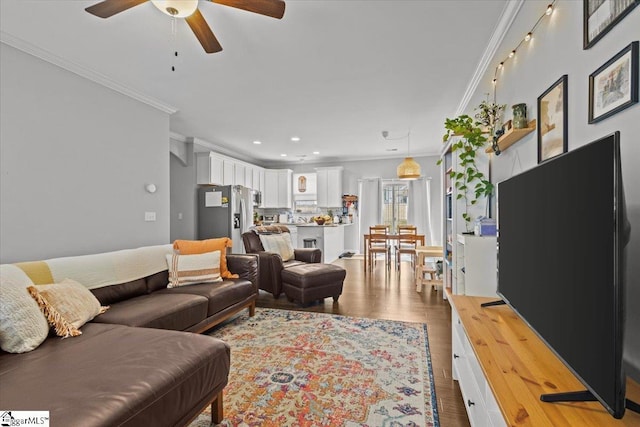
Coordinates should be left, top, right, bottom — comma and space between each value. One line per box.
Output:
297, 223, 353, 263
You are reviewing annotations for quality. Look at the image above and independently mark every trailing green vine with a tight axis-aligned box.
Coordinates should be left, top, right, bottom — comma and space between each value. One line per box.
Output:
437, 115, 495, 229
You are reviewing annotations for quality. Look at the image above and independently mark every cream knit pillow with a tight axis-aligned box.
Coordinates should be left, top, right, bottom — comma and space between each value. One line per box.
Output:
259, 232, 295, 261
0, 275, 49, 353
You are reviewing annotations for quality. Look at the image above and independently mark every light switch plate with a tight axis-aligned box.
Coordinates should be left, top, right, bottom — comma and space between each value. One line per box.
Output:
145, 212, 156, 221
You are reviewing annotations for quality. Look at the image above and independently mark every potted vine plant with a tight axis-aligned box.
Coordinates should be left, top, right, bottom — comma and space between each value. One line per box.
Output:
475, 99, 506, 154
437, 114, 495, 231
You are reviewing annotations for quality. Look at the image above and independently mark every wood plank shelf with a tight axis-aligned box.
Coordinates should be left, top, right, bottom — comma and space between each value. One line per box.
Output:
485, 119, 536, 153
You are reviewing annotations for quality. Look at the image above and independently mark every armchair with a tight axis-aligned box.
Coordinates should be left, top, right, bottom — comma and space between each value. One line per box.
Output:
241, 225, 322, 298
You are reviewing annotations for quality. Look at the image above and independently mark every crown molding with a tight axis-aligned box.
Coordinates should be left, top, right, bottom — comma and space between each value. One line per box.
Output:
0, 31, 178, 115
455, 0, 524, 116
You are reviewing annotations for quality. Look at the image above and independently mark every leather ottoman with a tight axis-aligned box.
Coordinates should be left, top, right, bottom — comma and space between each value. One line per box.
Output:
281, 263, 346, 305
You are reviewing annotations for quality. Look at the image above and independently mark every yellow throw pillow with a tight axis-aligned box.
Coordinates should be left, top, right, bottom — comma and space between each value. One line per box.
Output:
166, 251, 223, 288
173, 238, 239, 279
27, 279, 109, 338
259, 232, 295, 262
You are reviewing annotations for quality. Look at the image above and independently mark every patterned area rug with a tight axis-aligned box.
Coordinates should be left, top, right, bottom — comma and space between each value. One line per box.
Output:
191, 308, 439, 427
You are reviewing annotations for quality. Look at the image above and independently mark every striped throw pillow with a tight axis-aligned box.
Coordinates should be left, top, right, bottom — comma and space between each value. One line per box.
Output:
259, 232, 295, 262
166, 251, 223, 288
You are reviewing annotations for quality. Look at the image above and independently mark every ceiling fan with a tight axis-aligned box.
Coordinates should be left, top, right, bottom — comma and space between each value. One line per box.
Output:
85, 0, 286, 53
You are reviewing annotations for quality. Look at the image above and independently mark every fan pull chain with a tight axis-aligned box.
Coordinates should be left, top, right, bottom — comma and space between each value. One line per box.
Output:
171, 16, 178, 72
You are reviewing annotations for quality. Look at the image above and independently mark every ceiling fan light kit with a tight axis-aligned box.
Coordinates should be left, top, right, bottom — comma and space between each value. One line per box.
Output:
150, 0, 198, 17
85, 0, 285, 54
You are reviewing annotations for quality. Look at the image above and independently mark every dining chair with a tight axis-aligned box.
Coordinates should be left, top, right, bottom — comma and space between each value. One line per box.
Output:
368, 225, 391, 272
396, 225, 417, 271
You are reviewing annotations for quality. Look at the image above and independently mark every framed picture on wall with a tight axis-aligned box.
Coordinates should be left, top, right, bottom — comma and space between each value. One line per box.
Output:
589, 41, 639, 123
583, 0, 639, 49
537, 75, 568, 163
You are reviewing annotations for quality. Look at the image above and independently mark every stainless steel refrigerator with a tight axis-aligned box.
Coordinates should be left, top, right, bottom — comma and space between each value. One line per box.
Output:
197, 185, 254, 253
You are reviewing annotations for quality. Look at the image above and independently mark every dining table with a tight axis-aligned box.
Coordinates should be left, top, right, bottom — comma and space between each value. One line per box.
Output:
362, 233, 425, 272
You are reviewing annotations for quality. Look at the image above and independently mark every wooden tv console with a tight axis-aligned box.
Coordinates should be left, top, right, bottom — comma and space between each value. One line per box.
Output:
449, 294, 640, 426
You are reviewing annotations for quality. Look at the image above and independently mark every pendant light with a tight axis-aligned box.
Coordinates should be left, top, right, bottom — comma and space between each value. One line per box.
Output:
396, 132, 421, 180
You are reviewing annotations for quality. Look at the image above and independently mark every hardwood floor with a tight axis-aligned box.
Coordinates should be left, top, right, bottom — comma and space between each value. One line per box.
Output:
255, 257, 471, 427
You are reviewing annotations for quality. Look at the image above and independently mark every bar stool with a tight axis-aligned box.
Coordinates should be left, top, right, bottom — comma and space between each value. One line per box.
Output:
415, 246, 443, 292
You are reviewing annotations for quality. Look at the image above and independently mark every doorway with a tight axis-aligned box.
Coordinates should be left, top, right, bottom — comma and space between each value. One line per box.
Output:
381, 181, 409, 233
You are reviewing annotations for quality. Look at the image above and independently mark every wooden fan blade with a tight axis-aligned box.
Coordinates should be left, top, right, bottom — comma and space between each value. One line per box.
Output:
185, 9, 223, 53
85, 0, 148, 18
209, 0, 285, 19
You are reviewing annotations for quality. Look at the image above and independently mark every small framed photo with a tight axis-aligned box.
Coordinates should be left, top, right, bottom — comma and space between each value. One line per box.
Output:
589, 41, 638, 124
538, 75, 568, 164
502, 120, 513, 133
584, 0, 639, 49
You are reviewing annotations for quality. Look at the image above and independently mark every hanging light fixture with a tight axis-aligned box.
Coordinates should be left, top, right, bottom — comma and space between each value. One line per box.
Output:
384, 131, 420, 180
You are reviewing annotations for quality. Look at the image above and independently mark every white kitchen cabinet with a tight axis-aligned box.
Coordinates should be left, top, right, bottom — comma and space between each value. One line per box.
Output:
223, 160, 234, 185
234, 163, 246, 187
316, 166, 343, 208
455, 234, 497, 297
196, 152, 225, 185
244, 166, 253, 189
263, 169, 292, 208
297, 225, 345, 263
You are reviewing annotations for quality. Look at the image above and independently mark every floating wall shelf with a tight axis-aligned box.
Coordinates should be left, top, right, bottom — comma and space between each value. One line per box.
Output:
485, 119, 536, 153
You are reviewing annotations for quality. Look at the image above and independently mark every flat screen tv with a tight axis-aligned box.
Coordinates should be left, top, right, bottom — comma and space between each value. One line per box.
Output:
496, 132, 633, 418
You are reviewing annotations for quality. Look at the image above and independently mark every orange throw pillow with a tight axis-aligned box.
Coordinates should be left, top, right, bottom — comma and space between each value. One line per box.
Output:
173, 238, 239, 279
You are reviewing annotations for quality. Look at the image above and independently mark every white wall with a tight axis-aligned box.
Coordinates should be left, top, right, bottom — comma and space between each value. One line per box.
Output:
170, 153, 197, 241
465, 1, 640, 379
0, 45, 170, 263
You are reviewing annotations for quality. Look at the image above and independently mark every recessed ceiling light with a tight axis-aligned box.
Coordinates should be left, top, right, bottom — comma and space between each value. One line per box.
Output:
313, 151, 320, 155
253, 140, 262, 145
291, 136, 301, 142
280, 153, 287, 157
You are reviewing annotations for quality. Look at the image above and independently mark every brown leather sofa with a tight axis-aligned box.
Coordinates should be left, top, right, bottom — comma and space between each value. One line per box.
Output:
242, 225, 321, 298
0, 246, 259, 427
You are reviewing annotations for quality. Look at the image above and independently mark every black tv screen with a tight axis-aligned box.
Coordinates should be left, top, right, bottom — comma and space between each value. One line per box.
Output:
497, 132, 629, 418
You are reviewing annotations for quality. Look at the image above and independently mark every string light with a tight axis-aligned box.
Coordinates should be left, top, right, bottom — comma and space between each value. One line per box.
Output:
546, 4, 554, 15
491, 0, 556, 100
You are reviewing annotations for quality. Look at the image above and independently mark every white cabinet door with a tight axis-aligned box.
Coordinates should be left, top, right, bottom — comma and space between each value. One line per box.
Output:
245, 166, 254, 189
316, 168, 328, 207
263, 170, 279, 208
316, 167, 343, 208
456, 235, 497, 297
252, 168, 261, 193
278, 170, 292, 209
223, 160, 235, 185
327, 168, 343, 207
263, 169, 292, 208
234, 163, 246, 187
196, 153, 224, 185
258, 168, 265, 207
